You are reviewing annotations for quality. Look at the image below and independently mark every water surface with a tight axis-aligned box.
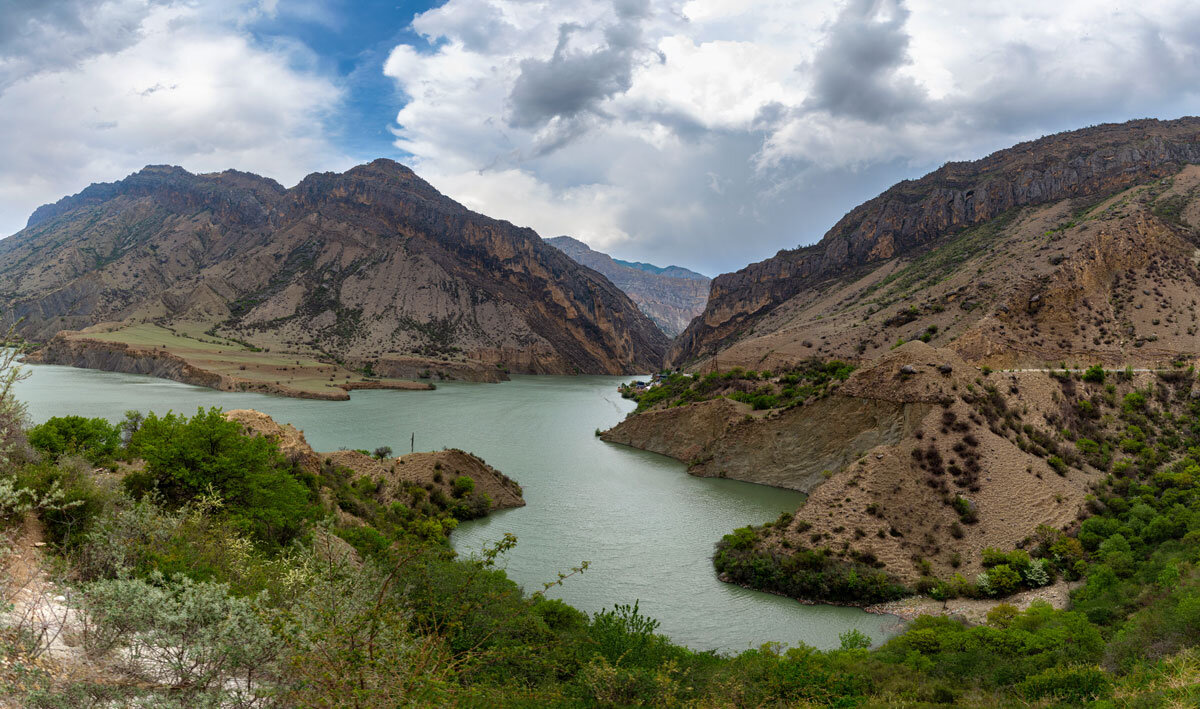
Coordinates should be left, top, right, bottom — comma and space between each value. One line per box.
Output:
15, 364, 898, 652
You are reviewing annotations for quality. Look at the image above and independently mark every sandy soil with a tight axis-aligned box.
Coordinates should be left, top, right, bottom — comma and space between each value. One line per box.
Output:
865, 580, 1082, 624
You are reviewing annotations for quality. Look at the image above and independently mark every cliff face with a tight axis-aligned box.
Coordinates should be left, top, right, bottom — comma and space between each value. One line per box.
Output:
672, 117, 1200, 366
1, 160, 668, 375
546, 236, 710, 337
602, 395, 930, 492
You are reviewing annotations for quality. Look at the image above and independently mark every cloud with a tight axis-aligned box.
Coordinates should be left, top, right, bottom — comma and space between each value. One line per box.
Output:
507, 0, 659, 129
803, 0, 925, 122
0, 0, 160, 92
384, 0, 1200, 275
0, 1, 352, 237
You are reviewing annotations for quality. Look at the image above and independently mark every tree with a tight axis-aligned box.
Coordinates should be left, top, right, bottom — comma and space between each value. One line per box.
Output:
372, 445, 393, 460
28, 415, 120, 464
127, 407, 316, 546
0, 320, 30, 467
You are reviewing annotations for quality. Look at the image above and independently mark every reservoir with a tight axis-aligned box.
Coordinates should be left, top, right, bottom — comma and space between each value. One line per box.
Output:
15, 364, 898, 653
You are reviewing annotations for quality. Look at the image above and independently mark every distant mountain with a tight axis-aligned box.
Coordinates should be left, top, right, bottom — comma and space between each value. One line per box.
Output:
546, 236, 710, 337
610, 257, 708, 281
0, 160, 668, 375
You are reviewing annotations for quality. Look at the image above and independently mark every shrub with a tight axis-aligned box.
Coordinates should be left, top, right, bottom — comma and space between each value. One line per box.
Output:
126, 407, 317, 547
28, 416, 120, 464
16, 458, 114, 549
1082, 365, 1106, 384
1024, 558, 1051, 587
983, 564, 1021, 596
1018, 665, 1111, 703
81, 572, 281, 703
451, 475, 475, 498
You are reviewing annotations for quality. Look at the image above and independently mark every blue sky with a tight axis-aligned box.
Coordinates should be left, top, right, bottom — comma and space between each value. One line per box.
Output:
2, 1, 1200, 276
242, 0, 441, 160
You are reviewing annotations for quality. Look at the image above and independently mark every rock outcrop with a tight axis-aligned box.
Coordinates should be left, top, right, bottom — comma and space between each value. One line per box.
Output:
546, 236, 710, 337
1, 160, 668, 376
225, 409, 524, 510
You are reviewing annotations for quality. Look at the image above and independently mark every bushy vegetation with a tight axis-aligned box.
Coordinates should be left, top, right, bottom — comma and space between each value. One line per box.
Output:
714, 526, 909, 604
27, 416, 120, 465
623, 359, 855, 413
3, 344, 1200, 704
123, 407, 319, 548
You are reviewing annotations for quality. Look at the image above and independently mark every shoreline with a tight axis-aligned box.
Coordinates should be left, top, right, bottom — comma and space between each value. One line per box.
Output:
26, 335, 437, 401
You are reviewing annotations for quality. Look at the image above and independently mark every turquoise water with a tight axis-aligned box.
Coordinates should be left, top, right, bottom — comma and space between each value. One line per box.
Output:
14, 364, 899, 653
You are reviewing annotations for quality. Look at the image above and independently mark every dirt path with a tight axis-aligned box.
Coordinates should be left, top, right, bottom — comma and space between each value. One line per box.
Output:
0, 517, 111, 700
864, 580, 1081, 624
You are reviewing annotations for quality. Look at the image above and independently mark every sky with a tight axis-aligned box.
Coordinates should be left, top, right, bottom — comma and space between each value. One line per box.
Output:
2, 1, 1200, 276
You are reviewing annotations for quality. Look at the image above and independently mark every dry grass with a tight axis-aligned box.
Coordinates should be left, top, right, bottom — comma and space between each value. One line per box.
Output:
68, 323, 432, 399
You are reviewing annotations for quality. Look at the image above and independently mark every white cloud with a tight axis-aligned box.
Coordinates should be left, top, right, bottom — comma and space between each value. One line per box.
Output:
385, 0, 1200, 274
0, 1, 351, 237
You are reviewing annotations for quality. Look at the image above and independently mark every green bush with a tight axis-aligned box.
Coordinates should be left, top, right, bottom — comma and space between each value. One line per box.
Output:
1018, 665, 1111, 702
126, 407, 317, 547
713, 531, 909, 604
451, 475, 475, 498
16, 459, 114, 549
1082, 365, 1106, 384
28, 416, 120, 464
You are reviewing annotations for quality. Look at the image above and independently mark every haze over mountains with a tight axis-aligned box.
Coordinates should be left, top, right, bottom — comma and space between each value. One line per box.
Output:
546, 236, 710, 337
0, 159, 667, 376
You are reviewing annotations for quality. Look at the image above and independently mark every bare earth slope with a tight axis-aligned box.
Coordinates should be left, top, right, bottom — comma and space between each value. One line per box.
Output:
604, 118, 1200, 602
0, 160, 668, 377
546, 236, 710, 337
672, 117, 1200, 371
607, 341, 1190, 588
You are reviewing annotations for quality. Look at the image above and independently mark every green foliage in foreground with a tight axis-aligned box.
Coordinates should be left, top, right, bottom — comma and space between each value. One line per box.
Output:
3, 395, 1200, 706
124, 407, 319, 547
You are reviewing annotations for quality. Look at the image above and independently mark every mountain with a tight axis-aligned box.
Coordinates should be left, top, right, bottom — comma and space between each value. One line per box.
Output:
0, 160, 668, 378
610, 257, 708, 281
604, 117, 1200, 602
671, 117, 1200, 370
545, 235, 710, 337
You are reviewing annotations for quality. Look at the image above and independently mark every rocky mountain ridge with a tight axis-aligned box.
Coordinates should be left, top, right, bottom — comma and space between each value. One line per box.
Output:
0, 160, 668, 377
672, 117, 1200, 367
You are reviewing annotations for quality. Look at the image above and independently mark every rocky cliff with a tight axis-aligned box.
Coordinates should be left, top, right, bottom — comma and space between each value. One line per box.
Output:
672, 117, 1200, 367
0, 160, 668, 376
546, 236, 710, 337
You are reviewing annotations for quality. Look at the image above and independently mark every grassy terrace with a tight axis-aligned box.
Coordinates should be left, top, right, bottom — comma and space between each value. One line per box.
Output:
69, 323, 429, 397
622, 359, 856, 413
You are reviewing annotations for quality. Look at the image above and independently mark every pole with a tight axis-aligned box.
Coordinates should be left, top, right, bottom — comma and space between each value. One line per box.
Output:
411, 432, 414, 454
